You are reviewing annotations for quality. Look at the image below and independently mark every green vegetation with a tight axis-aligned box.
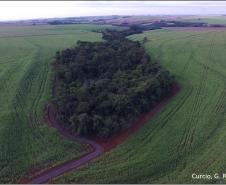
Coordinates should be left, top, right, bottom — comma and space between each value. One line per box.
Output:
0, 24, 125, 38
181, 16, 226, 25
54, 36, 173, 138
53, 28, 226, 183
0, 24, 122, 183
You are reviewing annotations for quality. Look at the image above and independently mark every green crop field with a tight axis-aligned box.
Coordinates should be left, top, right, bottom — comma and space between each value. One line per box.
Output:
0, 24, 123, 183
180, 16, 226, 25
53, 28, 226, 184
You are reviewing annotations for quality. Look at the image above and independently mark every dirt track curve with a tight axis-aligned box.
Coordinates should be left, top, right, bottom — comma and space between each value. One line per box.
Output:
29, 104, 104, 184
25, 84, 179, 184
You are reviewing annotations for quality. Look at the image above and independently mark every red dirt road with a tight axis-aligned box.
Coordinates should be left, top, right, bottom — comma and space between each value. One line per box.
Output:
28, 104, 104, 184
26, 84, 179, 184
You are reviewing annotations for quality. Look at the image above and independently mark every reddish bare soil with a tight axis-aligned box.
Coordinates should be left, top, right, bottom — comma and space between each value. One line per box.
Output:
23, 84, 179, 184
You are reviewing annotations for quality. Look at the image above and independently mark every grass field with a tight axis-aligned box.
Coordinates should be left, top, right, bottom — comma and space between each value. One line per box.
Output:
180, 16, 226, 25
53, 28, 226, 183
0, 24, 122, 183
0, 24, 124, 37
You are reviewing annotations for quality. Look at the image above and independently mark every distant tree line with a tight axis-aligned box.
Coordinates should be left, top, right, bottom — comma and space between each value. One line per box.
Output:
151, 20, 208, 27
146, 20, 226, 28
54, 29, 174, 138
102, 25, 161, 40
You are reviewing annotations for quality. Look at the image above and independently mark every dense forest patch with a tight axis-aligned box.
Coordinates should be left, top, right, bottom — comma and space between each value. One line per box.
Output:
54, 33, 174, 138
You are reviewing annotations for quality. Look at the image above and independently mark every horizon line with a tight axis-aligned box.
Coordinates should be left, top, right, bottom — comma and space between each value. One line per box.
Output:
0, 14, 225, 23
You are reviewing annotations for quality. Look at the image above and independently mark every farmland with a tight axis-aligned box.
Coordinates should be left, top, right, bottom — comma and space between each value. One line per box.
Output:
180, 15, 226, 25
0, 24, 122, 183
53, 27, 226, 183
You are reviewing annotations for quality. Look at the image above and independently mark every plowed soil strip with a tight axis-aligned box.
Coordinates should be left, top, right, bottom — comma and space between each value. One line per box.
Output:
25, 84, 180, 184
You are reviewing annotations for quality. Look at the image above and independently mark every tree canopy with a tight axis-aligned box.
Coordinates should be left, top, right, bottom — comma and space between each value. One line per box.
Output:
54, 31, 174, 138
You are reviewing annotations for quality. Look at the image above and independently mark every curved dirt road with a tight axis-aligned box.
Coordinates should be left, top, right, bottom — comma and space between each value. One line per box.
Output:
26, 84, 179, 184
29, 104, 104, 184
